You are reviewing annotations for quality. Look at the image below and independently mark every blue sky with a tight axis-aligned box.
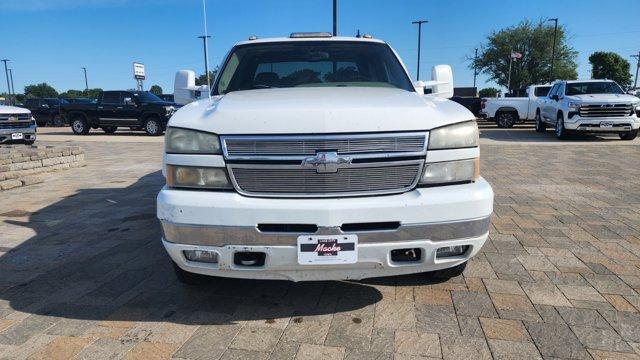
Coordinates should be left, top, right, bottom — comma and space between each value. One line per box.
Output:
2, 0, 639, 94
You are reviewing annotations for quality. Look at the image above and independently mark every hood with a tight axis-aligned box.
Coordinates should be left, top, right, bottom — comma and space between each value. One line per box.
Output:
168, 87, 474, 135
0, 105, 31, 114
567, 94, 640, 104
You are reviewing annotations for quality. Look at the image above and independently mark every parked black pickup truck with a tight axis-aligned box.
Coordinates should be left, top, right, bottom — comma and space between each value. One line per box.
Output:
60, 90, 177, 136
24, 98, 68, 127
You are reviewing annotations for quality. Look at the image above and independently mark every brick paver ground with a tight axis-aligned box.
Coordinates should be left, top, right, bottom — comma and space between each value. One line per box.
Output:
0, 128, 639, 359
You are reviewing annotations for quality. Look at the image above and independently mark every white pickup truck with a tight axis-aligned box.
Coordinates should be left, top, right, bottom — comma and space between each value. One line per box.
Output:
0, 105, 36, 144
537, 79, 640, 140
157, 33, 494, 283
480, 84, 551, 127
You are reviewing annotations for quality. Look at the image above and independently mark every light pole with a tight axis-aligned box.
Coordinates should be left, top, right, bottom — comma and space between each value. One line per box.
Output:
197, 35, 212, 89
473, 48, 478, 89
412, 20, 428, 81
631, 52, 640, 91
1, 59, 10, 105
82, 67, 89, 95
333, 0, 337, 36
8, 69, 15, 102
547, 18, 558, 82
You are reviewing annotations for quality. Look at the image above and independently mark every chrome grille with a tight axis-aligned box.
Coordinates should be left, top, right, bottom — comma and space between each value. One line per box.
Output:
0, 113, 32, 129
578, 104, 633, 118
0, 113, 31, 121
230, 162, 422, 196
223, 133, 426, 158
222, 132, 429, 197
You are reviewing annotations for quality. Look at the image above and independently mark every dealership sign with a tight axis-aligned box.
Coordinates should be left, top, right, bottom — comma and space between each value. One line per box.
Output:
133, 62, 145, 80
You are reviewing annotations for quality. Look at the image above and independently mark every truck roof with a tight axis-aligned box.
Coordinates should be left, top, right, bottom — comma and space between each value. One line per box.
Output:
234, 34, 386, 47
558, 79, 616, 84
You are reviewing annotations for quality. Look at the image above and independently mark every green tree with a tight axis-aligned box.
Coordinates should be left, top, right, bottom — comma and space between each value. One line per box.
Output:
85, 88, 102, 99
149, 85, 163, 95
59, 89, 85, 98
470, 20, 578, 92
479, 87, 500, 98
195, 67, 219, 86
59, 88, 102, 99
588, 52, 632, 87
24, 83, 58, 98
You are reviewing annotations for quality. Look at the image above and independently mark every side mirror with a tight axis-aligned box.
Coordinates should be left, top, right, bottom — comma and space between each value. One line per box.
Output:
413, 81, 425, 95
551, 94, 559, 101
422, 65, 454, 98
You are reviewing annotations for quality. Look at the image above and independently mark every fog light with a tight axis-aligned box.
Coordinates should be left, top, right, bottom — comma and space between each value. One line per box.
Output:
183, 250, 218, 263
436, 245, 469, 258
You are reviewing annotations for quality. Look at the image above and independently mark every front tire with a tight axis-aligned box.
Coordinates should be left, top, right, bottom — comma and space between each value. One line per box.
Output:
555, 114, 568, 139
535, 111, 546, 133
101, 126, 117, 134
52, 114, 64, 127
495, 112, 517, 128
619, 129, 638, 140
173, 262, 210, 285
71, 117, 89, 135
143, 117, 163, 136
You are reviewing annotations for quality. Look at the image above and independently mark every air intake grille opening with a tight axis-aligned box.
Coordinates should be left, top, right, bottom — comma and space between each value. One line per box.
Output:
341, 222, 400, 232
257, 224, 318, 233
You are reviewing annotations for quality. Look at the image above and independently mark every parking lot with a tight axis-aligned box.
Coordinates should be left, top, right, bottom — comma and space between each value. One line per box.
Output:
0, 124, 639, 359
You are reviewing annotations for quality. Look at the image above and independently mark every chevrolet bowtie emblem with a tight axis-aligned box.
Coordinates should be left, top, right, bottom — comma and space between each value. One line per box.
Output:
7, 116, 18, 122
301, 152, 352, 173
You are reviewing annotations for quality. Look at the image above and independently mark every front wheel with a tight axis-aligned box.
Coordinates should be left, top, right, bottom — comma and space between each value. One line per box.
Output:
101, 126, 117, 134
143, 117, 163, 136
555, 114, 569, 139
173, 262, 210, 285
495, 112, 517, 128
619, 129, 638, 140
52, 115, 64, 127
71, 117, 90, 135
535, 112, 546, 133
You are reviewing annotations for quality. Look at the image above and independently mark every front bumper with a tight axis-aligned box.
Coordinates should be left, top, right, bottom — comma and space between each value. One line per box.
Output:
157, 178, 494, 281
564, 115, 639, 132
0, 125, 37, 143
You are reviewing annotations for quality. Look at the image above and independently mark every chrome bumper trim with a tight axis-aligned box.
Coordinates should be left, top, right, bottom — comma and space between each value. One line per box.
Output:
0, 126, 36, 135
160, 216, 491, 247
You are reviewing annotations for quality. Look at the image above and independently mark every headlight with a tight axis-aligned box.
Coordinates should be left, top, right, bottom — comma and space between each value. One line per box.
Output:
165, 127, 221, 154
568, 102, 581, 110
419, 158, 479, 185
428, 121, 478, 150
166, 165, 232, 189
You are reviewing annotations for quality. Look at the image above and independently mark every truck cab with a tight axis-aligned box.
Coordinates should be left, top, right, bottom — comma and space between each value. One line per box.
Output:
61, 90, 177, 136
157, 33, 494, 283
537, 80, 640, 139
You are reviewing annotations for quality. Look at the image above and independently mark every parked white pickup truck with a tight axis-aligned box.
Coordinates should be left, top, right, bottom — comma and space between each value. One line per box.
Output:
0, 105, 36, 144
480, 84, 551, 127
157, 33, 494, 283
537, 79, 640, 140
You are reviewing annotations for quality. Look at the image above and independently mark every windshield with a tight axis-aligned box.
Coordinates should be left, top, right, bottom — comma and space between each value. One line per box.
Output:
214, 41, 414, 95
132, 91, 164, 103
565, 82, 624, 96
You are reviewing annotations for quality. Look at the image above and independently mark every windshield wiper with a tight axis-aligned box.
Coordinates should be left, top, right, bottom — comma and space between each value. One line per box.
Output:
252, 84, 278, 89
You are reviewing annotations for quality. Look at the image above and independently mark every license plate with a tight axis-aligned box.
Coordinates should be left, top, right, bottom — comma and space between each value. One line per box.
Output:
11, 133, 23, 140
297, 235, 358, 265
600, 121, 613, 128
